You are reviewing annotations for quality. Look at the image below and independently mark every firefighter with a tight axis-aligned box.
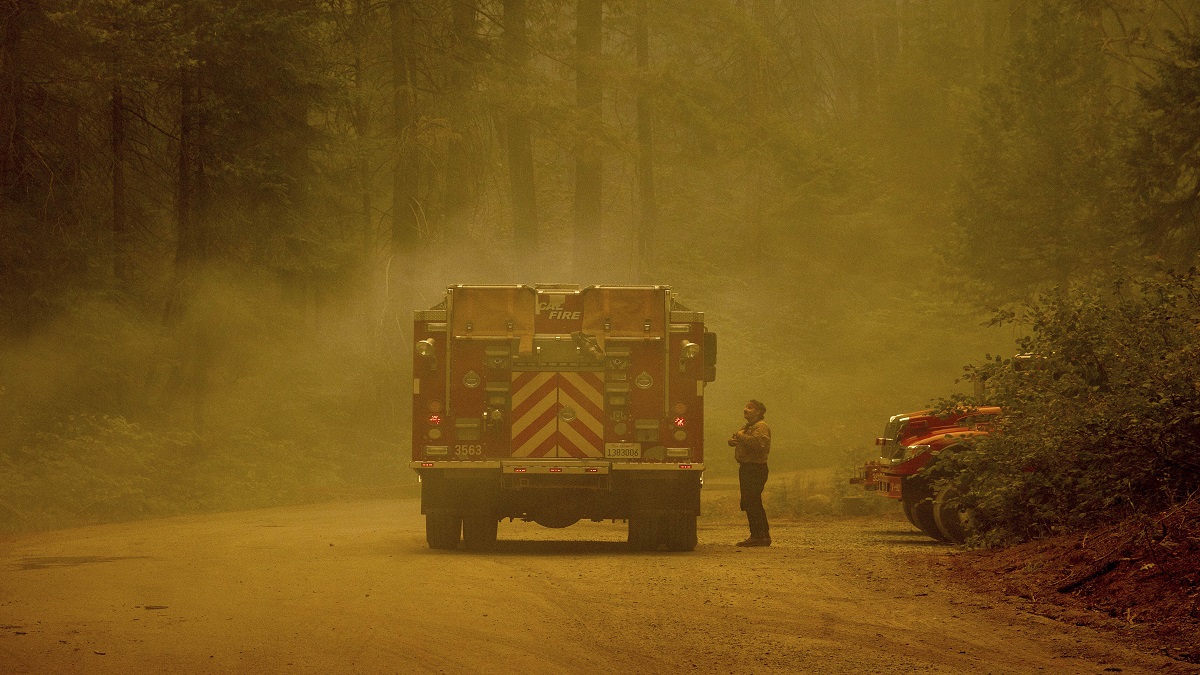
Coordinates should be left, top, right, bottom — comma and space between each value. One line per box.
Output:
729, 399, 771, 546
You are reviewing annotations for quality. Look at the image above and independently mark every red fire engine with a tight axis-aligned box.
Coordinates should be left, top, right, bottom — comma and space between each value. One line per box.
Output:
411, 284, 716, 551
853, 407, 999, 543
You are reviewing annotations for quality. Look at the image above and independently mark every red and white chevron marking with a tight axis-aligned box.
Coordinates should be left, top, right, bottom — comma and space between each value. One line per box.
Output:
511, 371, 605, 458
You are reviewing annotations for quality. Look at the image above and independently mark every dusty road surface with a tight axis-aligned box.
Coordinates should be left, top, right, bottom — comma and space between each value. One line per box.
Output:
1, 498, 1195, 674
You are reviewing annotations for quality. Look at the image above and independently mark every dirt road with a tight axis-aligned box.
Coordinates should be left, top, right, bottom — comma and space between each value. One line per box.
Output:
1, 498, 1194, 674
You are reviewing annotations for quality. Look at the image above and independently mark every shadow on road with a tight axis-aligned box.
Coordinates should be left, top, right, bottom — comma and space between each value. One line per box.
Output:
861, 529, 932, 537
421, 540, 686, 556
15, 555, 150, 571
859, 530, 952, 547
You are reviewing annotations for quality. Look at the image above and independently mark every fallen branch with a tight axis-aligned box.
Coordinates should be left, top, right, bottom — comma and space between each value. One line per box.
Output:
1056, 558, 1125, 593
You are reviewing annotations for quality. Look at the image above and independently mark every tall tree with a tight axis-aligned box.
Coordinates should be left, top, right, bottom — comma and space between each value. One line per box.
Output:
573, 0, 602, 279
382, 0, 422, 433
390, 0, 421, 275
504, 0, 538, 266
633, 0, 656, 282
444, 0, 478, 240
1127, 23, 1200, 268
110, 82, 129, 287
953, 0, 1123, 300
350, 0, 378, 264
745, 0, 776, 269
0, 0, 29, 203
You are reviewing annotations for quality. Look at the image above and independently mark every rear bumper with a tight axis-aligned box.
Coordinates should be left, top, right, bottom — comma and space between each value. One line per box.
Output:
412, 460, 703, 518
410, 460, 704, 472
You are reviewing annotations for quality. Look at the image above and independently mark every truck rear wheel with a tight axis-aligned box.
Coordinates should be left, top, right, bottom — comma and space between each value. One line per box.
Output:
933, 486, 975, 544
663, 512, 697, 552
627, 512, 659, 551
462, 514, 499, 551
426, 511, 462, 550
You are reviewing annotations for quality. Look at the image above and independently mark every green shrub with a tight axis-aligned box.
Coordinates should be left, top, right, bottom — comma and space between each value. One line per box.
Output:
935, 270, 1200, 544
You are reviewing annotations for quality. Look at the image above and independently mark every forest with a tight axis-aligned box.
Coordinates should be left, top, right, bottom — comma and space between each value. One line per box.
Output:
1, 0, 1198, 535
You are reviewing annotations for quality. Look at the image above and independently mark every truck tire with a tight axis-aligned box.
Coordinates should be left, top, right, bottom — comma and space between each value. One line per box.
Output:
901, 499, 918, 528
933, 486, 975, 544
426, 512, 462, 550
462, 514, 499, 551
627, 512, 658, 551
911, 498, 948, 541
902, 479, 947, 542
663, 512, 698, 552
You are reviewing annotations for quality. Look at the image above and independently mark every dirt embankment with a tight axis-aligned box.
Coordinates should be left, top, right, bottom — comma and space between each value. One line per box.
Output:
947, 500, 1200, 665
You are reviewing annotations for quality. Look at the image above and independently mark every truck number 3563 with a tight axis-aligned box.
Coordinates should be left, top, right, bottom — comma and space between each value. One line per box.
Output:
453, 444, 483, 457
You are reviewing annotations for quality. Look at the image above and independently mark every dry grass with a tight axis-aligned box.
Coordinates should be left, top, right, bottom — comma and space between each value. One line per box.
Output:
702, 466, 896, 520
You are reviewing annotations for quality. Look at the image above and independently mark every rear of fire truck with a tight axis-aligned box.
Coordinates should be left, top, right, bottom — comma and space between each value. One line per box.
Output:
411, 284, 716, 551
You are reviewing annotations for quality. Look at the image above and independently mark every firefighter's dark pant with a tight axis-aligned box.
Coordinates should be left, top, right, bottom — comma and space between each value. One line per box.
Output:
739, 462, 770, 540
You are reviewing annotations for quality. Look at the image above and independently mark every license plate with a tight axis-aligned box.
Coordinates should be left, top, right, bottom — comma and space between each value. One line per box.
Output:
604, 443, 641, 459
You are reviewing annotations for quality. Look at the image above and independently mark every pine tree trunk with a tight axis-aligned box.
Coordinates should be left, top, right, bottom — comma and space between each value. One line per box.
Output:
444, 0, 476, 241
0, 1, 27, 200
634, 0, 656, 282
504, 0, 538, 268
573, 0, 602, 279
390, 0, 420, 264
746, 0, 775, 267
384, 0, 421, 434
111, 83, 129, 288
164, 63, 211, 448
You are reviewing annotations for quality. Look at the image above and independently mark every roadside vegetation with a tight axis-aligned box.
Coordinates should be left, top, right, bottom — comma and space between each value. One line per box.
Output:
934, 270, 1200, 547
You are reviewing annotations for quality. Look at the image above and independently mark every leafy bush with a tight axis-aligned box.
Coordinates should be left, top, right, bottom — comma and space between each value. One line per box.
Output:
936, 270, 1200, 545
0, 414, 193, 530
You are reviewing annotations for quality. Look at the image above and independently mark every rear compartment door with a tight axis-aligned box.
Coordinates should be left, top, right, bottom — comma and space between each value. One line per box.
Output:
511, 371, 605, 458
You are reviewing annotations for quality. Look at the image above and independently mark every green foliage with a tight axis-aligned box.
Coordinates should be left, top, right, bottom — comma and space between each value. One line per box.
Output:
0, 279, 403, 534
952, 0, 1131, 301
0, 411, 402, 533
1126, 22, 1200, 268
0, 414, 191, 530
935, 270, 1200, 544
